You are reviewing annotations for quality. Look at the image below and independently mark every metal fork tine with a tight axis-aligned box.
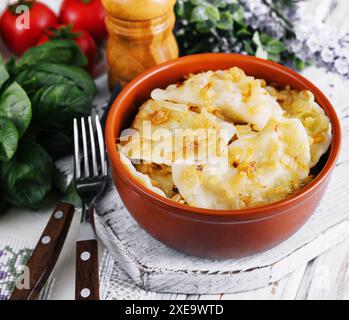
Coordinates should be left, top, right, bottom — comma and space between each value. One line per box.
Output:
81, 118, 90, 178
88, 116, 98, 176
73, 118, 81, 179
95, 115, 107, 176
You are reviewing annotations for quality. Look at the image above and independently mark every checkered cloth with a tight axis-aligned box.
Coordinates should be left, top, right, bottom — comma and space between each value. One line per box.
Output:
0, 236, 54, 300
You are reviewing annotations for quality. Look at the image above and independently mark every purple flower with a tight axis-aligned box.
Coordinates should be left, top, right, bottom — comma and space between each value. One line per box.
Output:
0, 271, 8, 280
0, 293, 8, 300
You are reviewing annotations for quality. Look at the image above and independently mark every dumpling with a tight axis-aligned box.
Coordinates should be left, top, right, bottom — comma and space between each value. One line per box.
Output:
119, 152, 166, 197
172, 117, 311, 210
135, 162, 175, 198
118, 99, 236, 165
151, 67, 283, 131
267, 87, 332, 167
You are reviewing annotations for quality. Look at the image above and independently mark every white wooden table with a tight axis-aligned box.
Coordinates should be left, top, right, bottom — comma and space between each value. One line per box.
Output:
0, 0, 349, 300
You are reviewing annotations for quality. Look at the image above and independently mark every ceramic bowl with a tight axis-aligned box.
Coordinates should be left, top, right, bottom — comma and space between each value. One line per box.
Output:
105, 53, 341, 259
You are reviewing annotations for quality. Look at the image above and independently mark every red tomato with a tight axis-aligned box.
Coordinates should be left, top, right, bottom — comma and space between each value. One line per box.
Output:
37, 24, 98, 73
0, 1, 57, 55
59, 0, 107, 44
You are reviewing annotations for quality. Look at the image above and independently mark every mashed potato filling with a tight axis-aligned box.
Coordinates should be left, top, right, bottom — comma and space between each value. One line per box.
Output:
118, 67, 332, 210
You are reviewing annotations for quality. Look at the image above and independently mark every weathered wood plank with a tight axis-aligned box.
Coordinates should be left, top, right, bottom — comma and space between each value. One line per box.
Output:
296, 237, 349, 299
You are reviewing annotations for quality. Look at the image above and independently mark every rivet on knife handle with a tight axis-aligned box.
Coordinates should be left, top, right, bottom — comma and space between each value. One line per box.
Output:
10, 202, 75, 300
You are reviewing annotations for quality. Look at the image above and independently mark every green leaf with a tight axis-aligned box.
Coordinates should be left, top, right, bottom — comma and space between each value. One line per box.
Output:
175, 0, 187, 17
243, 40, 255, 55
16, 40, 88, 70
1, 139, 52, 210
0, 82, 32, 137
195, 20, 215, 33
232, 6, 245, 25
216, 11, 233, 30
190, 0, 202, 5
30, 83, 92, 133
5, 57, 16, 78
0, 55, 9, 89
205, 4, 220, 21
15, 63, 96, 98
0, 197, 9, 214
255, 46, 268, 59
61, 182, 81, 208
252, 31, 268, 59
0, 116, 19, 162
236, 28, 251, 37
209, 0, 232, 7
259, 32, 273, 45
252, 31, 262, 47
190, 6, 208, 22
38, 130, 73, 160
266, 39, 285, 54
267, 52, 281, 62
293, 56, 306, 70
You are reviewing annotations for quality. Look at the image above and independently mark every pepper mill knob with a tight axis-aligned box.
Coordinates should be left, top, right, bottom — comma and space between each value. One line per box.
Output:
102, 0, 179, 88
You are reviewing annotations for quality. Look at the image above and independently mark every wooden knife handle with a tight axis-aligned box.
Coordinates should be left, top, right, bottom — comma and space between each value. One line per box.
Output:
10, 202, 75, 300
75, 239, 99, 300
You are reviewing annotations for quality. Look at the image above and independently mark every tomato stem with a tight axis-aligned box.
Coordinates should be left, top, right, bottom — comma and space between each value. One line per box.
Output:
46, 24, 82, 40
81, 0, 91, 4
8, 0, 34, 15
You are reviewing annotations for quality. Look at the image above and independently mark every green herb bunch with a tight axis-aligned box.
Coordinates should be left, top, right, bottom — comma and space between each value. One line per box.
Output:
0, 40, 96, 211
175, 0, 305, 69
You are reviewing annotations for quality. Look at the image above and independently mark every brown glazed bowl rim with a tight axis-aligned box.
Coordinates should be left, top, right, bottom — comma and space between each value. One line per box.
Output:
106, 53, 342, 221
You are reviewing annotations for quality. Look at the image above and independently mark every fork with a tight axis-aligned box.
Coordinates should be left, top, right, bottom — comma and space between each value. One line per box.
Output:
73, 115, 108, 300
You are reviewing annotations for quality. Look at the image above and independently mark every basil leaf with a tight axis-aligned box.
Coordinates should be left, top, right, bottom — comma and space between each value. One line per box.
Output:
61, 182, 81, 208
1, 139, 52, 210
0, 55, 9, 89
0, 197, 9, 214
16, 63, 96, 98
30, 83, 91, 132
17, 40, 88, 70
0, 116, 19, 162
38, 130, 74, 160
0, 82, 32, 137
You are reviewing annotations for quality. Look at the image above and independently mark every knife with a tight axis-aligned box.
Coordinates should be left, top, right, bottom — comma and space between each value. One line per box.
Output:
9, 183, 78, 300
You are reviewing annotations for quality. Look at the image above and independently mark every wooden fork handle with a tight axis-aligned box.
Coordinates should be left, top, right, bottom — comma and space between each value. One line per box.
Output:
10, 202, 75, 300
75, 239, 99, 300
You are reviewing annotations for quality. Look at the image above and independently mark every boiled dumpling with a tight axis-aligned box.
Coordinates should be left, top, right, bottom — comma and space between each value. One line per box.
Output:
151, 67, 283, 131
267, 87, 331, 167
119, 99, 236, 165
172, 117, 311, 210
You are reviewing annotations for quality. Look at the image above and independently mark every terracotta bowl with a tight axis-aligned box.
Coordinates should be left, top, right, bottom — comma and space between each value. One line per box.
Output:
105, 53, 341, 259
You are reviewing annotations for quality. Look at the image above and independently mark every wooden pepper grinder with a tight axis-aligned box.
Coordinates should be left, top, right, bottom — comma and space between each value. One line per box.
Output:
102, 0, 179, 88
